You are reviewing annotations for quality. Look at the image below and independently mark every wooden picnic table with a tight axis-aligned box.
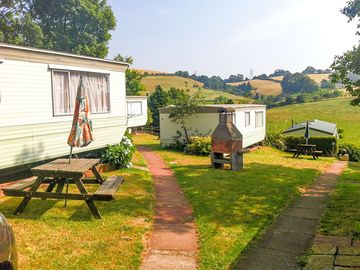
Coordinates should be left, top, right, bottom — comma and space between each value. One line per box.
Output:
2, 159, 124, 219
292, 144, 323, 160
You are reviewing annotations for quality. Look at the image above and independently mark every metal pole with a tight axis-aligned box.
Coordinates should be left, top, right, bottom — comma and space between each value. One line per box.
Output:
69, 146, 73, 164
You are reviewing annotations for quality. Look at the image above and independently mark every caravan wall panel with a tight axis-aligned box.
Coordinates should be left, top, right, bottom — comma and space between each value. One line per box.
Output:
0, 58, 127, 170
159, 108, 266, 148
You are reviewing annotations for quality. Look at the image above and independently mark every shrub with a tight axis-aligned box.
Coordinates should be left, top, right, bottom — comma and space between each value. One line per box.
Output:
101, 136, 135, 169
265, 131, 287, 151
284, 136, 339, 156
184, 136, 211, 155
339, 143, 360, 162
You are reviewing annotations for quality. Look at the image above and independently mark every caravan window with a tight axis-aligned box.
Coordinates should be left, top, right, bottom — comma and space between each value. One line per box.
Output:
52, 70, 110, 116
245, 112, 251, 127
127, 101, 143, 115
255, 111, 264, 128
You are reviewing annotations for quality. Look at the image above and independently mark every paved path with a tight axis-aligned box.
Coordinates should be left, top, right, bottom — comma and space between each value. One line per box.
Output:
138, 146, 198, 270
237, 160, 348, 270
304, 235, 360, 269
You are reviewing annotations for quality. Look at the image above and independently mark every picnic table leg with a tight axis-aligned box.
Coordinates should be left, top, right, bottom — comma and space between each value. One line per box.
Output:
91, 166, 105, 184
14, 176, 45, 215
73, 178, 102, 219
55, 179, 66, 193
42, 179, 57, 200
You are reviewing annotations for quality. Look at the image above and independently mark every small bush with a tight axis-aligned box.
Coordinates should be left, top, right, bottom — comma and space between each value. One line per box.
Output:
339, 143, 360, 162
285, 136, 338, 156
265, 131, 287, 151
184, 136, 211, 155
101, 136, 135, 169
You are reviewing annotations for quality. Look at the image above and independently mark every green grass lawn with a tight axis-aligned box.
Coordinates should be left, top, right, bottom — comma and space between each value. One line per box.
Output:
319, 162, 360, 237
133, 134, 333, 270
0, 164, 154, 270
267, 98, 360, 146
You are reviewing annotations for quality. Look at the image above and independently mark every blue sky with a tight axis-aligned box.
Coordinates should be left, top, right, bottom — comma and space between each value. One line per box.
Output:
107, 0, 358, 78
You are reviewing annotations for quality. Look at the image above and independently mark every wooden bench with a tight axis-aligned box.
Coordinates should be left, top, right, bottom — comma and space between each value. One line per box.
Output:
94, 176, 124, 201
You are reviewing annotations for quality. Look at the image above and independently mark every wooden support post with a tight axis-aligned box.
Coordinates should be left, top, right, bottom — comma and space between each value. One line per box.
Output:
42, 179, 57, 200
73, 178, 102, 219
91, 166, 105, 184
14, 176, 44, 215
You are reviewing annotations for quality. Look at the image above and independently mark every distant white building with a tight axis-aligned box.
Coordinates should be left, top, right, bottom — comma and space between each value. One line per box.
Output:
283, 119, 339, 138
159, 104, 266, 148
126, 96, 148, 128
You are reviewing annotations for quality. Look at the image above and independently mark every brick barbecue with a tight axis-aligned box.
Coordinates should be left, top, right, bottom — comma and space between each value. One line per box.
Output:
211, 108, 249, 171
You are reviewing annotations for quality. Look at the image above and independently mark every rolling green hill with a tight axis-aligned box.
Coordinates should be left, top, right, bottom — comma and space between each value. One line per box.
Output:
227, 74, 331, 96
141, 75, 242, 100
228, 79, 282, 96
267, 98, 360, 146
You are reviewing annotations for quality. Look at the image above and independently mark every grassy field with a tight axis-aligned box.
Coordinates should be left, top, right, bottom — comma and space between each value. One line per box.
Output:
228, 79, 282, 96
267, 98, 360, 146
0, 157, 154, 269
271, 74, 330, 84
319, 162, 360, 237
133, 133, 333, 270
141, 75, 240, 100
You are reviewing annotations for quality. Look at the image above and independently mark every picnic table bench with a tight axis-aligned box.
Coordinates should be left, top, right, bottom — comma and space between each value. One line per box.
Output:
290, 144, 323, 160
2, 159, 124, 219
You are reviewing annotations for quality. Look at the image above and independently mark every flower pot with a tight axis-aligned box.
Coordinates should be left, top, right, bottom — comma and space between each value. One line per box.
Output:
97, 163, 114, 173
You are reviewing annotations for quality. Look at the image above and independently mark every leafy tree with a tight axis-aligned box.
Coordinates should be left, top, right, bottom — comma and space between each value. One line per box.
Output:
296, 94, 306, 103
253, 73, 268, 80
125, 69, 145, 96
175, 70, 190, 78
168, 89, 204, 144
269, 69, 291, 77
0, 0, 116, 58
214, 95, 230, 104
302, 66, 317, 74
281, 73, 318, 93
285, 96, 295, 104
148, 85, 170, 127
168, 87, 187, 103
224, 74, 244, 83
331, 0, 360, 105
113, 55, 145, 96
113, 54, 134, 65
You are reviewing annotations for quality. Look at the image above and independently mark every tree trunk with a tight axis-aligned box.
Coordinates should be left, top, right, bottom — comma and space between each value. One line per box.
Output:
182, 126, 190, 144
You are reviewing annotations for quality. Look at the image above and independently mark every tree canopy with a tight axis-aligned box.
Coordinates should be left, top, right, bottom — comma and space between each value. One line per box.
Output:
331, 0, 360, 105
0, 0, 116, 58
281, 73, 318, 94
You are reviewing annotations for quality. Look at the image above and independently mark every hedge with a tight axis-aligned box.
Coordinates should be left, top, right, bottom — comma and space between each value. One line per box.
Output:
339, 143, 360, 162
284, 136, 339, 156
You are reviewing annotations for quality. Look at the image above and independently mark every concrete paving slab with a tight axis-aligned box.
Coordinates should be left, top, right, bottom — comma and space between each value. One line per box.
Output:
303, 255, 334, 270
336, 255, 360, 267
237, 161, 347, 270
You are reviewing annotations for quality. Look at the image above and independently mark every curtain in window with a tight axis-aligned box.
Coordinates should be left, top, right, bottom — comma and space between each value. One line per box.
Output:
53, 71, 110, 115
52, 71, 70, 115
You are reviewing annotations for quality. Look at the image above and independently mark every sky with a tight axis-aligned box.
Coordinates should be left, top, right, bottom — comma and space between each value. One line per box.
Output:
107, 0, 359, 78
